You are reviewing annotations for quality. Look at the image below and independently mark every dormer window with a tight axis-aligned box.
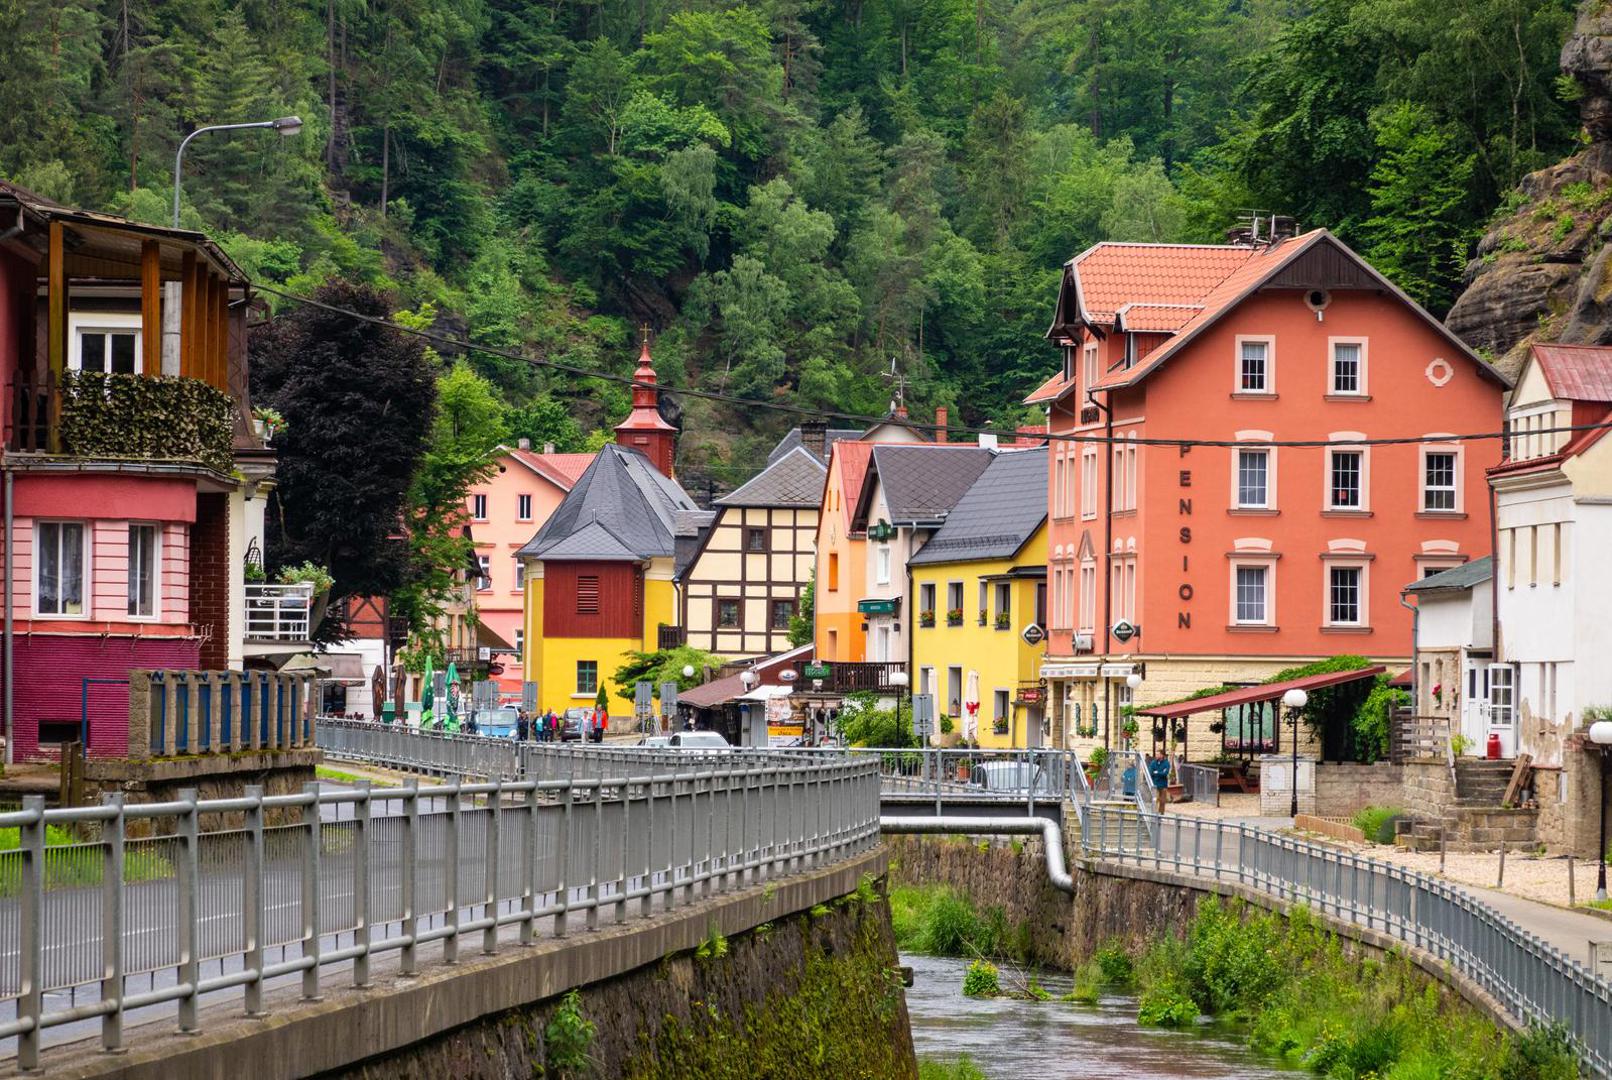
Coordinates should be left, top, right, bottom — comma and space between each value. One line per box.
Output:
1123, 333, 1138, 369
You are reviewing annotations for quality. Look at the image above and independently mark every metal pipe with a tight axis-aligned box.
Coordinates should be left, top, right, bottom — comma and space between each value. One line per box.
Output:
4, 464, 13, 766
880, 815, 1073, 893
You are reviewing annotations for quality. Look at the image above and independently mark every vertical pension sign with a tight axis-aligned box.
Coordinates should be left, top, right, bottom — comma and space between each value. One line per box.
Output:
1178, 443, 1193, 630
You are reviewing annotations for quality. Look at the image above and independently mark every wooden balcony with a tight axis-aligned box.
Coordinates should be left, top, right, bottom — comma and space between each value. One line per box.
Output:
791, 660, 905, 694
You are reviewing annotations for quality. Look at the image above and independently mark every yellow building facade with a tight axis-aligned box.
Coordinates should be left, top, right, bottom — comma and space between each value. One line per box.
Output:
908, 448, 1049, 749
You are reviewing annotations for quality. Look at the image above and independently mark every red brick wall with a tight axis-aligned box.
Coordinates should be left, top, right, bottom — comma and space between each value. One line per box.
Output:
9, 634, 199, 760
191, 492, 230, 669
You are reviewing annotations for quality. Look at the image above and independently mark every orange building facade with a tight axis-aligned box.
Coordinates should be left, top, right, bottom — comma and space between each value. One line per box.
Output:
1029, 229, 1508, 754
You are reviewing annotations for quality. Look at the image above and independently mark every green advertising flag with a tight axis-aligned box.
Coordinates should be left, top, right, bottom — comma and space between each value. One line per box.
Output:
445, 662, 461, 733
421, 655, 436, 727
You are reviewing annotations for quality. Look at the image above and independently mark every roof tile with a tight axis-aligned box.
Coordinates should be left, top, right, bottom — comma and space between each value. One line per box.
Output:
1531, 344, 1612, 403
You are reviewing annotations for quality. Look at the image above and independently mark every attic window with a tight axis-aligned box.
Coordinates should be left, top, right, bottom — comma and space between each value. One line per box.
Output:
577, 575, 600, 614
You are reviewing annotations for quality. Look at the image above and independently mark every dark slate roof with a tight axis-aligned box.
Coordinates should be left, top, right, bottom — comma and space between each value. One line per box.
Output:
517, 443, 701, 561
719, 447, 828, 508
909, 448, 1048, 566
864, 445, 994, 525
768, 427, 866, 465
1403, 555, 1493, 593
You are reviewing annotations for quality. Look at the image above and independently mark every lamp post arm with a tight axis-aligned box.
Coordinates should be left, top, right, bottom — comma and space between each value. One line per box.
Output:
172, 121, 279, 228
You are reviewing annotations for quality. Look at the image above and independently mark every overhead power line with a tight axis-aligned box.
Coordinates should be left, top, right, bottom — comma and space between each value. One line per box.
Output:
254, 282, 1604, 454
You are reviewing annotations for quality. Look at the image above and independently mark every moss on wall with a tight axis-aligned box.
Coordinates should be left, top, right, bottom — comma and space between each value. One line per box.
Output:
333, 874, 917, 1080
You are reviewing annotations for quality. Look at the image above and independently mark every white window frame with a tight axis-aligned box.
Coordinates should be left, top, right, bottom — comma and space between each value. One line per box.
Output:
1079, 559, 1095, 634
68, 311, 144, 375
1233, 335, 1275, 395
127, 522, 160, 620
515, 561, 526, 590
1325, 443, 1370, 512
470, 493, 488, 521
1231, 444, 1276, 510
33, 520, 90, 619
517, 493, 533, 521
875, 545, 891, 585
1080, 447, 1098, 519
476, 555, 492, 591
1328, 337, 1368, 396
514, 628, 524, 661
1323, 560, 1369, 628
1419, 442, 1462, 513
1082, 343, 1099, 392
1228, 557, 1275, 627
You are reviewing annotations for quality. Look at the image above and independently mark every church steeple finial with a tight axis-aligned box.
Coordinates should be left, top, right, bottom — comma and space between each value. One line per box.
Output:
615, 326, 678, 477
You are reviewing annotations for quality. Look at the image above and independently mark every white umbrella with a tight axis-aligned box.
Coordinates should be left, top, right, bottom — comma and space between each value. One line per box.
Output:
964, 670, 981, 740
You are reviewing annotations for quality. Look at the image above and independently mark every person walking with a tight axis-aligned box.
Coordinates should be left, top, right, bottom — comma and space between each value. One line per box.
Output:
1147, 749, 1172, 814
517, 711, 529, 743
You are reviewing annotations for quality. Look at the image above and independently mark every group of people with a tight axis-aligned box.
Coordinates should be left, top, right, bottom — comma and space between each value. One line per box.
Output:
512, 707, 608, 742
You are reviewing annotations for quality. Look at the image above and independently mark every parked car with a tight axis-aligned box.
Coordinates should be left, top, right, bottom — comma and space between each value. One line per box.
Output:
477, 706, 521, 739
668, 731, 730, 750
638, 735, 672, 748
967, 760, 1055, 794
561, 707, 605, 742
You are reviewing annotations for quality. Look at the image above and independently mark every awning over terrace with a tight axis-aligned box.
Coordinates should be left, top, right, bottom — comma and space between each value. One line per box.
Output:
1135, 665, 1386, 719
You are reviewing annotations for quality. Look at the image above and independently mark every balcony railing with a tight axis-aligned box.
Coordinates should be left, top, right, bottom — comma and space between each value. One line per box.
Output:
245, 582, 314, 641
8, 372, 236, 471
657, 624, 686, 650
792, 660, 905, 694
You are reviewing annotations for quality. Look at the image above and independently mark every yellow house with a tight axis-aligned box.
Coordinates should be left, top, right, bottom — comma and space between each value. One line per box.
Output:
909, 448, 1048, 748
515, 344, 713, 718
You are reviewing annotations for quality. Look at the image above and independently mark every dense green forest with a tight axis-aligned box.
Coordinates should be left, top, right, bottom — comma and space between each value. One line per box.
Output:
0, 0, 1581, 487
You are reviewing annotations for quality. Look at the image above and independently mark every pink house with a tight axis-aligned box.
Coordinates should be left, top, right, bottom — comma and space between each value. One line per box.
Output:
467, 440, 595, 693
0, 180, 276, 760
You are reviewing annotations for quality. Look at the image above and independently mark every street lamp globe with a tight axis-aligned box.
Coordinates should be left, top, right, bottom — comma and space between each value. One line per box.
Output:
272, 115, 304, 136
890, 670, 909, 689
1282, 687, 1309, 711
739, 669, 758, 690
1591, 721, 1612, 746
1125, 672, 1142, 691
681, 665, 695, 679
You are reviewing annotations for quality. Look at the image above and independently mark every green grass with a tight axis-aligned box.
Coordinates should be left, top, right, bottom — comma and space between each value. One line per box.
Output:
918, 1056, 988, 1080
1350, 805, 1407, 845
0, 824, 172, 894
888, 884, 1031, 962
315, 765, 370, 784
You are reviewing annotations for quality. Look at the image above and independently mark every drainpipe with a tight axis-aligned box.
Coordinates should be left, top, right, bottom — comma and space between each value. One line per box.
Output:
1398, 586, 1418, 716
4, 464, 13, 766
1087, 385, 1114, 748
881, 816, 1073, 893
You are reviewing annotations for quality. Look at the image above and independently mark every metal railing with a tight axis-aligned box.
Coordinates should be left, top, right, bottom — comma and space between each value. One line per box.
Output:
0, 754, 880, 1069
244, 582, 314, 641
1177, 763, 1220, 807
790, 661, 905, 694
1080, 804, 1612, 1078
1389, 710, 1450, 764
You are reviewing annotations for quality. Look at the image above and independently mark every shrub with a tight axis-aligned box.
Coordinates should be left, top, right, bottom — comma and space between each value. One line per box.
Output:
962, 959, 1000, 997
1137, 984, 1198, 1026
1499, 1022, 1581, 1080
1065, 959, 1103, 1004
543, 990, 595, 1078
1351, 805, 1407, 845
1094, 943, 1133, 989
918, 1057, 988, 1080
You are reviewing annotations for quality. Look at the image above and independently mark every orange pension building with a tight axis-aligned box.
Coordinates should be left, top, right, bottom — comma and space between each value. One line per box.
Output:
1027, 226, 1509, 759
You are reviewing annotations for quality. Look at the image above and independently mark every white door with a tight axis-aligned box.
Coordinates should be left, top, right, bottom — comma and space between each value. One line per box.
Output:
1461, 658, 1490, 754
1486, 663, 1517, 758
873, 624, 891, 662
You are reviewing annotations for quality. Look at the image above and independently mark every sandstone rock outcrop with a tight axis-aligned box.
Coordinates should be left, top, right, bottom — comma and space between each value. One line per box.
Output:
1446, 0, 1612, 379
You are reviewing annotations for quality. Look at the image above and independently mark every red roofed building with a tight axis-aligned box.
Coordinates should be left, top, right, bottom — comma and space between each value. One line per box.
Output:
1030, 226, 1508, 760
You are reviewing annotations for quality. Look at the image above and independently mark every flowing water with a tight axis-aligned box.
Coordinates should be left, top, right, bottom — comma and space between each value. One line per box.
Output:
904, 954, 1301, 1079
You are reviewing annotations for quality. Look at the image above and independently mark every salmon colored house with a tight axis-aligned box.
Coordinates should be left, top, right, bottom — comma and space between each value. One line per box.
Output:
466, 441, 594, 692
1028, 226, 1508, 757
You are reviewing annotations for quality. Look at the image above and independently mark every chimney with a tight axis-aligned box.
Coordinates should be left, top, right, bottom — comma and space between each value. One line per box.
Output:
801, 420, 827, 461
894, 403, 908, 420
935, 407, 947, 444
517, 437, 531, 451
978, 431, 999, 451
542, 441, 555, 455
1015, 425, 1046, 447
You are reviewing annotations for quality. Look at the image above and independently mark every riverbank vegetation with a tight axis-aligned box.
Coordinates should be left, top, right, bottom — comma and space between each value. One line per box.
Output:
889, 884, 1032, 963
1125, 898, 1579, 1079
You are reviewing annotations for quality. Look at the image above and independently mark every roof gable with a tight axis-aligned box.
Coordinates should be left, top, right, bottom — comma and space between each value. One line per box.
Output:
854, 445, 995, 528
719, 446, 828, 508
517, 443, 700, 561
1526, 344, 1612, 404
502, 446, 597, 491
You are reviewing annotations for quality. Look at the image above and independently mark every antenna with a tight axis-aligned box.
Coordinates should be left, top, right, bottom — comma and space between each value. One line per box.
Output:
882, 358, 910, 412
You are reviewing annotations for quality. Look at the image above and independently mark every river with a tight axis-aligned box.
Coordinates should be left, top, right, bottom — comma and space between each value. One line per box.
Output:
903, 954, 1301, 1078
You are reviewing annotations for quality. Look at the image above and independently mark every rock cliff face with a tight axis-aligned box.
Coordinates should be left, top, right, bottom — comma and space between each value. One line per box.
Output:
1446, 1, 1612, 378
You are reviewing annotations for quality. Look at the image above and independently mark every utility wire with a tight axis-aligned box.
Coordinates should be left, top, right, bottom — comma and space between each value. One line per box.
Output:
254, 282, 1606, 453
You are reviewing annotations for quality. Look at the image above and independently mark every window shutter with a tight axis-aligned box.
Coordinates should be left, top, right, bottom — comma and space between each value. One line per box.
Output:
577, 575, 600, 614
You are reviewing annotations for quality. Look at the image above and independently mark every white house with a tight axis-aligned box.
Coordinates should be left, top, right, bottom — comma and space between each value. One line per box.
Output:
1402, 556, 1492, 749
1487, 343, 1612, 765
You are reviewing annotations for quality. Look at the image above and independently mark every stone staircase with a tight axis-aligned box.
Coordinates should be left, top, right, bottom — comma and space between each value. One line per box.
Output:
1402, 760, 1540, 852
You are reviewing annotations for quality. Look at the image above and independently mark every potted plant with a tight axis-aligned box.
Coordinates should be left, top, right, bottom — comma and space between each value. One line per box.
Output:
994, 612, 1012, 630
276, 561, 334, 633
946, 608, 964, 627
992, 717, 1009, 735
937, 712, 960, 748
919, 610, 936, 628
244, 559, 267, 584
252, 405, 285, 444
1085, 745, 1110, 783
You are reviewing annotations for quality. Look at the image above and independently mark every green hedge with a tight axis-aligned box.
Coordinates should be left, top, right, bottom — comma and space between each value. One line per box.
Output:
58, 372, 235, 473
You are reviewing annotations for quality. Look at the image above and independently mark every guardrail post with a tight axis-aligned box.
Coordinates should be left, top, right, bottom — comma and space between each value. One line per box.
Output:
401, 782, 418, 975
99, 792, 126, 1050
520, 783, 537, 946
587, 780, 602, 931
300, 781, 323, 999
17, 795, 44, 1071
554, 782, 572, 938
353, 780, 371, 988
642, 776, 656, 919
616, 778, 630, 923
243, 784, 266, 1016
484, 780, 500, 955
177, 788, 201, 1031
444, 782, 460, 964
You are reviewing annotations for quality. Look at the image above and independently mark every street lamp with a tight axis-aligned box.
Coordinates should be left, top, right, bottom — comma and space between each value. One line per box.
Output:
739, 667, 759, 746
1283, 687, 1309, 818
681, 665, 695, 679
173, 116, 304, 227
1591, 721, 1612, 900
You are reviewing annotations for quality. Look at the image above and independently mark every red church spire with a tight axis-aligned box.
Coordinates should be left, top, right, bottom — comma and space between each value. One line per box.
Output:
614, 326, 678, 477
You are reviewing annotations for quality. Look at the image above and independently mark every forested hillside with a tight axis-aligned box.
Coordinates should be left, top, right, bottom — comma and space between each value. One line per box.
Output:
0, 0, 1582, 486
